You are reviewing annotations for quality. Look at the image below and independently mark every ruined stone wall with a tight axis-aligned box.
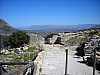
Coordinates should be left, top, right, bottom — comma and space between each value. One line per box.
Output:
29, 33, 45, 48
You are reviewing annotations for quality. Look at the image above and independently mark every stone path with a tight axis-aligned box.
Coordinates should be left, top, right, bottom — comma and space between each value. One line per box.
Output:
41, 45, 100, 75
41, 45, 65, 75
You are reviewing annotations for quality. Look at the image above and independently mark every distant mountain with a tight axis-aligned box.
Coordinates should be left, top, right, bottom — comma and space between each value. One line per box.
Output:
20, 24, 100, 32
0, 19, 16, 33
92, 24, 100, 29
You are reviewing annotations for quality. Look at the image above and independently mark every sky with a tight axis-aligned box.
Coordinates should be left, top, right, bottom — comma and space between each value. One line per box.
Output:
0, 0, 100, 28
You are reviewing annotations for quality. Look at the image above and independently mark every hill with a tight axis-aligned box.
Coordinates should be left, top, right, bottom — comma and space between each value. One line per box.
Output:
0, 19, 16, 33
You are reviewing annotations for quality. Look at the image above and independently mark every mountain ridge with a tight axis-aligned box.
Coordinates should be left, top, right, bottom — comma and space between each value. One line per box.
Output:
20, 24, 100, 32
0, 19, 16, 33
0, 19, 100, 32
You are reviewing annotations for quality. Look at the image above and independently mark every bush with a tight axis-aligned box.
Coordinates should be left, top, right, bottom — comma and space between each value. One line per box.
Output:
8, 31, 30, 48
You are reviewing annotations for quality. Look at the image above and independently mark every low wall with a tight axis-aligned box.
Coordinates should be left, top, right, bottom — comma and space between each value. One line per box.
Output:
34, 51, 45, 75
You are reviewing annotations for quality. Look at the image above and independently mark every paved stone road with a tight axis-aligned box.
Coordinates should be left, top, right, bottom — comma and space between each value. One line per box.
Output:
41, 45, 100, 75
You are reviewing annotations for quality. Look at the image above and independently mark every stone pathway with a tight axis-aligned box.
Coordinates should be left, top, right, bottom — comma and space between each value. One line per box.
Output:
41, 45, 100, 75
41, 45, 66, 75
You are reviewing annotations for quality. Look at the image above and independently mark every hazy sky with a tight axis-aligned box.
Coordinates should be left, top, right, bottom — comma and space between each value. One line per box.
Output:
0, 0, 100, 28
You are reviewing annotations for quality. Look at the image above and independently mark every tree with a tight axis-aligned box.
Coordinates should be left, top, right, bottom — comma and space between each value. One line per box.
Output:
8, 31, 30, 48
76, 42, 85, 61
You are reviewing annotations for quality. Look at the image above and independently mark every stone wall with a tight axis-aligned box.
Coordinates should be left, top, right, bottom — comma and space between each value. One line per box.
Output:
34, 51, 45, 75
28, 33, 45, 48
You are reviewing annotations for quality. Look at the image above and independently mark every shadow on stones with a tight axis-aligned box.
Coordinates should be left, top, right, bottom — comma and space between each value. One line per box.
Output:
77, 60, 87, 64
76, 60, 100, 71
